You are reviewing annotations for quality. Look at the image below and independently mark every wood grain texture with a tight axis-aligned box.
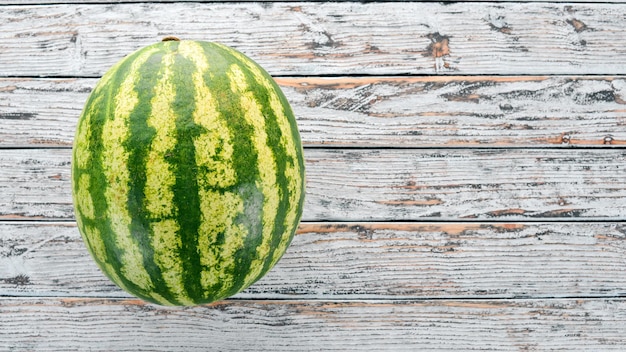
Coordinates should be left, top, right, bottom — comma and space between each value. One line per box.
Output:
2, 148, 624, 221
1, 297, 626, 351
0, 78, 90, 147
285, 76, 626, 147
2, 2, 626, 76
304, 148, 626, 221
2, 76, 625, 148
4, 0, 623, 4
2, 222, 626, 300
0, 149, 71, 220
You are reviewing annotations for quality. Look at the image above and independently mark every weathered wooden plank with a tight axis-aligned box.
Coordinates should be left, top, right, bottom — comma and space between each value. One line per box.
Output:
0, 79, 90, 147
0, 149, 71, 220
2, 3, 626, 76
305, 148, 626, 221
2, 76, 625, 148
286, 76, 626, 147
2, 0, 624, 6
2, 221, 626, 299
2, 148, 624, 221
1, 297, 626, 351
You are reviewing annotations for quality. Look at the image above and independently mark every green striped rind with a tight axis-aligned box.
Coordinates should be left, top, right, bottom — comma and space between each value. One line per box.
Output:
72, 40, 305, 306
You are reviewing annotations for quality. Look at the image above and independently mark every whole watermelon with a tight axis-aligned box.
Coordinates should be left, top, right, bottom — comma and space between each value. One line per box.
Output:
71, 37, 305, 306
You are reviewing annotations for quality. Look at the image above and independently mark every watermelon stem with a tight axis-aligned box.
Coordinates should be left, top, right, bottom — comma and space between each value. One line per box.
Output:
162, 36, 181, 42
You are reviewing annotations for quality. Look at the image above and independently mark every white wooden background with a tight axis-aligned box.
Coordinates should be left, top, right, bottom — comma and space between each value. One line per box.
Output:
1, 0, 626, 350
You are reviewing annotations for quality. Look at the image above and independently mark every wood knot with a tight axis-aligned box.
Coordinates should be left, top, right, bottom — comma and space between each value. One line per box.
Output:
426, 32, 450, 58
425, 33, 451, 72
567, 19, 588, 33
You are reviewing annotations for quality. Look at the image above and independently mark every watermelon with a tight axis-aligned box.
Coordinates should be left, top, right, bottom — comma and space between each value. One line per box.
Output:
71, 37, 305, 306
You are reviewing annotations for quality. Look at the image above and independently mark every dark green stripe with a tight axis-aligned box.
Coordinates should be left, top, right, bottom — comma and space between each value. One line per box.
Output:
168, 52, 207, 302
73, 75, 103, 258
80, 47, 156, 302
247, 68, 293, 281
271, 73, 306, 252
201, 43, 264, 298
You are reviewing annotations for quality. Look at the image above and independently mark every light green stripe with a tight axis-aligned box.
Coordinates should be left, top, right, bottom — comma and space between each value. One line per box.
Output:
73, 90, 103, 224
196, 190, 247, 297
75, 174, 95, 220
74, 94, 100, 170
82, 224, 133, 295
150, 219, 192, 305
73, 93, 98, 222
228, 64, 280, 287
144, 52, 178, 218
180, 41, 238, 189
101, 48, 156, 294
143, 50, 193, 305
179, 41, 248, 298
